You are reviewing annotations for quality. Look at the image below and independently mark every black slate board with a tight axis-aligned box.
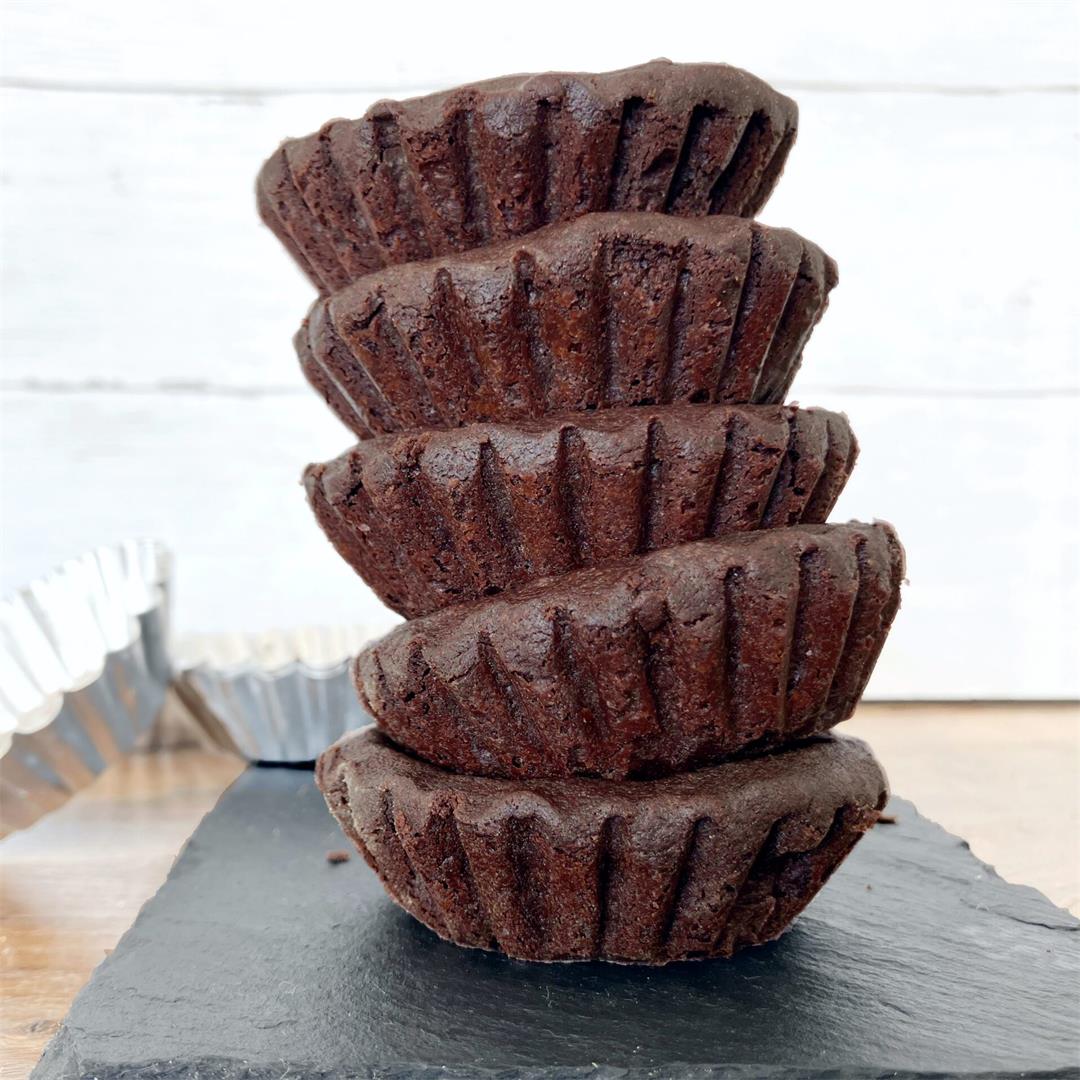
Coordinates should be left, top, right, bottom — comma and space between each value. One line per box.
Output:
34, 767, 1080, 1080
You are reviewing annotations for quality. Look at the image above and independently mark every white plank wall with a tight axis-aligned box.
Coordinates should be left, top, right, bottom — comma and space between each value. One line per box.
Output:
2, 0, 1078, 698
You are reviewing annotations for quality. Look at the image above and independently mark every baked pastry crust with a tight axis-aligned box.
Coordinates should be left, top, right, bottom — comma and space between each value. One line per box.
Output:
258, 60, 798, 292
296, 212, 835, 436
355, 522, 904, 778
307, 404, 857, 617
317, 728, 887, 963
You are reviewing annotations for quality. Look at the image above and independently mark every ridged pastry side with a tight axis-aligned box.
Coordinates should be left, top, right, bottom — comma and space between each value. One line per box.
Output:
316, 729, 887, 964
306, 404, 857, 617
354, 522, 904, 779
258, 60, 798, 292
297, 212, 835, 436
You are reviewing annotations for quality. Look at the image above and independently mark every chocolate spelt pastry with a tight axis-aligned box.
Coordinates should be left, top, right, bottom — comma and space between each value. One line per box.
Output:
306, 404, 857, 618
297, 212, 836, 437
258, 59, 798, 293
355, 522, 904, 779
317, 728, 888, 963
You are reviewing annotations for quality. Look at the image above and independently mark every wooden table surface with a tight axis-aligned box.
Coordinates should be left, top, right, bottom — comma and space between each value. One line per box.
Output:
2, 702, 1078, 1077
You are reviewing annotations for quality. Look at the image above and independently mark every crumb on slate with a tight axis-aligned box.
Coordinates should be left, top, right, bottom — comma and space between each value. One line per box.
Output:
326, 849, 351, 864
876, 813, 897, 825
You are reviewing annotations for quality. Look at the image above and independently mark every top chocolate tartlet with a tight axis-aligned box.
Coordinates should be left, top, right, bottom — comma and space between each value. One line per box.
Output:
257, 59, 797, 291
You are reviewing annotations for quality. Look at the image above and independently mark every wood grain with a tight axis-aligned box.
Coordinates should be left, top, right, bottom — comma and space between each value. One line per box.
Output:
841, 704, 1080, 918
1, 88, 1075, 393
4, 0, 1076, 90
0, 749, 245, 1078
2, 389, 1077, 699
1, 703, 1077, 1076
1, 5, 1077, 699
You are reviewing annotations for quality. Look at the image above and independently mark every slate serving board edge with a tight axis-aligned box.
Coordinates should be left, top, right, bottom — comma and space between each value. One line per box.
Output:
32, 768, 1080, 1080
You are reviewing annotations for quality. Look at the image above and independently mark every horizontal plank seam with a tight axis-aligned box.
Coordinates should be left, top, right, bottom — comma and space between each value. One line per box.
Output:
3, 379, 1078, 400
1, 76, 1077, 98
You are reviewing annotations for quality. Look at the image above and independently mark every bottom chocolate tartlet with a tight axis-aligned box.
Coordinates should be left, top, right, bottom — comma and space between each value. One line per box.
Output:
317, 729, 887, 964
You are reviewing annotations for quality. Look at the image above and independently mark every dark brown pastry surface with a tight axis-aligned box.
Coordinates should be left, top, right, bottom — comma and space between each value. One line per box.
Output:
316, 727, 887, 964
258, 60, 798, 293
307, 404, 857, 618
297, 212, 835, 437
354, 522, 904, 779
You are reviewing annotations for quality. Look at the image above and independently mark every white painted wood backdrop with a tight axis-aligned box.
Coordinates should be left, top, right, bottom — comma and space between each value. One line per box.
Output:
2, 0, 1078, 698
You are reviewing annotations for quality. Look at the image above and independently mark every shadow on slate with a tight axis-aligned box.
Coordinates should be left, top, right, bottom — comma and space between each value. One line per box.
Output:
33, 767, 1080, 1080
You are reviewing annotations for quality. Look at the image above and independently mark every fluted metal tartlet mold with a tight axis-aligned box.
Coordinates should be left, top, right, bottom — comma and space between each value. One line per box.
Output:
175, 626, 373, 764
356, 522, 904, 780
257, 59, 798, 293
318, 728, 887, 964
297, 212, 835, 438
307, 404, 857, 618
0, 539, 171, 836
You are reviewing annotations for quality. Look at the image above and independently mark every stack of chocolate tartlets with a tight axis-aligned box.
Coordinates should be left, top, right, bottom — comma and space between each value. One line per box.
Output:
257, 59, 904, 964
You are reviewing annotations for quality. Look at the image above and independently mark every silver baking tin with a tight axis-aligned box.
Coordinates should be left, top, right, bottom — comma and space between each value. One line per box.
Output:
175, 626, 373, 764
0, 539, 172, 836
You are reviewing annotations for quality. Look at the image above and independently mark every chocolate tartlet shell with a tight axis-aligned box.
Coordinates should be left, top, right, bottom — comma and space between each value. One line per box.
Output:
297, 212, 835, 437
355, 522, 904, 779
307, 404, 857, 618
258, 60, 798, 293
317, 728, 887, 964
